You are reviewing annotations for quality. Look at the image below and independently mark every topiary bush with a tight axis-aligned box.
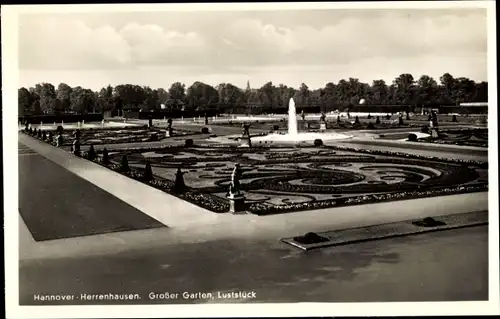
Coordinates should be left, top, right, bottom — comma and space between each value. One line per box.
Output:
56, 125, 64, 135
102, 148, 110, 165
143, 161, 153, 182
407, 133, 418, 142
87, 144, 97, 161
412, 217, 446, 227
366, 122, 375, 130
367, 114, 372, 119
42, 131, 47, 140
398, 117, 404, 126
293, 232, 329, 245
452, 115, 458, 122
376, 116, 381, 125
314, 139, 323, 147
273, 124, 280, 131
120, 154, 130, 172
185, 139, 194, 147
201, 127, 210, 134
385, 114, 391, 120
421, 126, 430, 134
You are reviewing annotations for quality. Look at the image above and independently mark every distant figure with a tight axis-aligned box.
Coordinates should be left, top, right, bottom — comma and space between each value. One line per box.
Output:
301, 110, 306, 121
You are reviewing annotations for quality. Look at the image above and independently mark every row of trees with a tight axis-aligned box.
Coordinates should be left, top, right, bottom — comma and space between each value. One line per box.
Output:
19, 73, 488, 116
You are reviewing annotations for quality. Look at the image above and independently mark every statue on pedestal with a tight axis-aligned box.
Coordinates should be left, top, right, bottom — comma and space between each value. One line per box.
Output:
72, 138, 81, 156
320, 112, 326, 123
227, 163, 246, 213
166, 117, 173, 137
56, 134, 63, 147
239, 123, 252, 147
227, 164, 242, 197
429, 111, 438, 128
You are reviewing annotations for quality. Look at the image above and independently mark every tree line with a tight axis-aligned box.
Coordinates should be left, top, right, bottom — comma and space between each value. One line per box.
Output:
18, 73, 488, 116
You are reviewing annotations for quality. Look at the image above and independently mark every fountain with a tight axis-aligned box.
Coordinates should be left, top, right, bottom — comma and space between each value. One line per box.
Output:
251, 98, 352, 143
288, 98, 298, 137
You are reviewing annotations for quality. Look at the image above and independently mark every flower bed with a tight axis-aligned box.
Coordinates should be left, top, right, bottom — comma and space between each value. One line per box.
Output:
248, 184, 487, 215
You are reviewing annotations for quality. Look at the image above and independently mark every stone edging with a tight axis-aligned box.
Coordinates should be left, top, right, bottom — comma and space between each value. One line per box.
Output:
281, 210, 488, 250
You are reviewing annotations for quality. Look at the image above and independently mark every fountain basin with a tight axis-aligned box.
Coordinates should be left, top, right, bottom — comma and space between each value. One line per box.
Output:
252, 132, 352, 143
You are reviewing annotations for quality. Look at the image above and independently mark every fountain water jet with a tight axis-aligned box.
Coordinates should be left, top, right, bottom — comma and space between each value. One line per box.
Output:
288, 98, 298, 137
250, 98, 352, 143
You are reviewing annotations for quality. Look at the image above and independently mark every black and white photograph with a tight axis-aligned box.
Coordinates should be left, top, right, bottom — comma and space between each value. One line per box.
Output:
3, 1, 499, 317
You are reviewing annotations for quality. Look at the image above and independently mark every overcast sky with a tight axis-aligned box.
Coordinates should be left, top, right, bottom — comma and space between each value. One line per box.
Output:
18, 8, 488, 91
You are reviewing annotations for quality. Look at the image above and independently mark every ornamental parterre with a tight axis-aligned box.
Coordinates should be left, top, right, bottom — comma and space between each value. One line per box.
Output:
25, 128, 488, 215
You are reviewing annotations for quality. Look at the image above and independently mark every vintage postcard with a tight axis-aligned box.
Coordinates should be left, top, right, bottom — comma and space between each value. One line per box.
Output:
3, 1, 499, 318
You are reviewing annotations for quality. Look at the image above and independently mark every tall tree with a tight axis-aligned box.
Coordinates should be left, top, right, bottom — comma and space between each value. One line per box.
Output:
185, 82, 219, 112
370, 80, 389, 105
18, 87, 34, 116
321, 82, 337, 111
70, 86, 96, 114
416, 75, 438, 106
294, 83, 311, 108
439, 73, 456, 104
34, 83, 56, 113
56, 83, 73, 113
97, 85, 115, 113
392, 73, 416, 104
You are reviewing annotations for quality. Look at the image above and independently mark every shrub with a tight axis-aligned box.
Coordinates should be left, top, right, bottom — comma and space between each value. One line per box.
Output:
37, 129, 42, 138
398, 117, 404, 125
185, 139, 194, 147
48, 131, 53, 142
201, 127, 209, 134
412, 217, 446, 227
87, 144, 97, 161
143, 161, 154, 181
56, 125, 64, 135
366, 122, 375, 130
102, 148, 110, 165
354, 116, 360, 124
376, 116, 381, 125
314, 139, 323, 147
336, 115, 341, 123
407, 133, 418, 142
406, 112, 411, 120
385, 114, 391, 120
452, 115, 458, 122
33, 128, 37, 136
28, 127, 33, 134
421, 126, 430, 134
293, 232, 329, 245
367, 114, 372, 119
120, 154, 130, 172
42, 131, 47, 140
273, 124, 280, 131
